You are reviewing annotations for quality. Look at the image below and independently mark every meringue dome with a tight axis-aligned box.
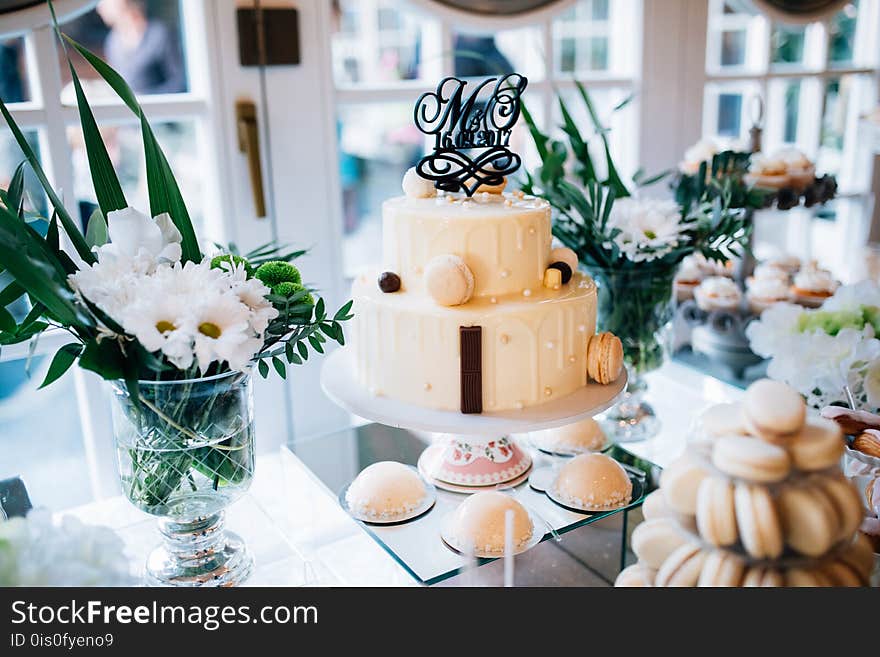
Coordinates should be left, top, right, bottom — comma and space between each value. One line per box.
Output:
345, 461, 426, 520
553, 453, 633, 510
531, 418, 606, 452
449, 491, 533, 554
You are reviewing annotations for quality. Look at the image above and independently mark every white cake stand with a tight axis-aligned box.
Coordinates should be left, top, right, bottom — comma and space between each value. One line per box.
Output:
320, 348, 627, 489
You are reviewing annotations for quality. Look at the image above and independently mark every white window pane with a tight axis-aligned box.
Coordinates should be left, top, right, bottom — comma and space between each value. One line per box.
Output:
0, 37, 30, 103
706, 1, 767, 74
552, 0, 636, 77
337, 102, 424, 276
828, 1, 860, 65
818, 74, 877, 190
67, 120, 207, 237
331, 0, 441, 87
770, 24, 806, 66
452, 27, 544, 81
703, 81, 761, 143
60, 0, 189, 102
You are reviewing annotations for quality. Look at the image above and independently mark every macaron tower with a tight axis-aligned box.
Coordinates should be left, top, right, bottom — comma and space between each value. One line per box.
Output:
616, 379, 871, 587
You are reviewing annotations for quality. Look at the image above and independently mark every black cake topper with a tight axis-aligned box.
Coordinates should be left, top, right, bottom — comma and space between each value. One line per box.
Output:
413, 73, 528, 197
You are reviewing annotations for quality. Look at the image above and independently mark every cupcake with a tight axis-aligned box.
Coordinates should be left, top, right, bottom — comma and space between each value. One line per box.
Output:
530, 417, 607, 453
746, 276, 791, 314
776, 148, 815, 190
791, 265, 838, 307
345, 461, 427, 521
765, 254, 801, 276
750, 263, 790, 285
694, 276, 743, 312
447, 491, 533, 555
746, 152, 790, 189
675, 257, 704, 301
551, 453, 633, 511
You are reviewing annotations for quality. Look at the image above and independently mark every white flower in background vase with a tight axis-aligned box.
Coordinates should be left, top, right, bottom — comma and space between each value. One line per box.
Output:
606, 198, 685, 263
120, 293, 195, 370
822, 279, 880, 311
745, 302, 805, 357
0, 510, 134, 586
864, 360, 880, 409
221, 261, 279, 334
191, 293, 258, 372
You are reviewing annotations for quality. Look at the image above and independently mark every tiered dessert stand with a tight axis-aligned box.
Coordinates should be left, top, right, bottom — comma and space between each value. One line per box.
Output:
321, 349, 628, 491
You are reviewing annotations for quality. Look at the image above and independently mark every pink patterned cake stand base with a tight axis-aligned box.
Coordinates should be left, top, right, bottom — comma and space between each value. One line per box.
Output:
417, 435, 532, 491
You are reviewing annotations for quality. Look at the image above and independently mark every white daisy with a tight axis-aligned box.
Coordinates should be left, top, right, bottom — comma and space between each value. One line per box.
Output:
607, 198, 685, 263
119, 294, 195, 370
190, 293, 256, 372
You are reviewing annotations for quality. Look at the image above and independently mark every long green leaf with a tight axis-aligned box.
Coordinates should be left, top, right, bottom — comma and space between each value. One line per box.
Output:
0, 205, 90, 328
557, 94, 597, 186
574, 80, 630, 198
49, 0, 127, 217
0, 280, 24, 307
38, 342, 82, 389
0, 97, 94, 264
0, 307, 14, 332
7, 161, 26, 216
66, 37, 201, 263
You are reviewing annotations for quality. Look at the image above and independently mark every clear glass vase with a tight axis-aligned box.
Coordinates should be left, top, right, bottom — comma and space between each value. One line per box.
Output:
110, 370, 255, 586
587, 265, 676, 442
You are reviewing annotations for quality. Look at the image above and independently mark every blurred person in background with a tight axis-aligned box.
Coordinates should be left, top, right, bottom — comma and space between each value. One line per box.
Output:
96, 0, 185, 94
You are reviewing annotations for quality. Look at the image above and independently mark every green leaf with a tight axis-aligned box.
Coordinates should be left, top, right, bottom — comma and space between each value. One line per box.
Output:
46, 213, 59, 252
0, 97, 94, 264
574, 80, 630, 199
7, 161, 26, 216
272, 356, 286, 379
38, 342, 82, 389
0, 280, 24, 307
258, 358, 269, 378
297, 340, 308, 360
314, 297, 325, 321
285, 341, 295, 363
334, 300, 354, 321
85, 209, 109, 248
308, 335, 324, 354
0, 307, 14, 332
66, 37, 201, 264
0, 205, 91, 328
558, 95, 596, 186
78, 338, 125, 380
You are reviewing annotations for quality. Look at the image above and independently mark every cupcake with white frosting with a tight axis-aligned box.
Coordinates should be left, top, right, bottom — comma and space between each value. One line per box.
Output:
750, 262, 791, 285
776, 148, 815, 190
680, 139, 718, 175
765, 254, 801, 275
791, 264, 838, 307
746, 152, 789, 189
747, 276, 791, 314
694, 276, 743, 312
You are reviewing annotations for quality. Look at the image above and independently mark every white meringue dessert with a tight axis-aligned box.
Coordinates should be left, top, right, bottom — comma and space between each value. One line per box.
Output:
530, 417, 606, 453
447, 491, 533, 554
345, 461, 427, 521
552, 453, 633, 510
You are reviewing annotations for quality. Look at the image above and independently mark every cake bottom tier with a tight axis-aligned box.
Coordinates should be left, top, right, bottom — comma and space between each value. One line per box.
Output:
351, 272, 597, 412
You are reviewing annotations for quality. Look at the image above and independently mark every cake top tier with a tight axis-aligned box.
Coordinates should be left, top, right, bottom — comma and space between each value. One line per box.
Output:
382, 183, 555, 301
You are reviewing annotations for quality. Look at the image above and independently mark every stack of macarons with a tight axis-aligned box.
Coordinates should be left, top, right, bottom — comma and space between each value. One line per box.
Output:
616, 378, 870, 587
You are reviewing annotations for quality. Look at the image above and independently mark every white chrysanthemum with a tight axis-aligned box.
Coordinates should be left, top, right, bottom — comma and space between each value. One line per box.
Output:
190, 293, 257, 372
0, 510, 134, 586
607, 198, 685, 263
822, 280, 880, 312
119, 294, 195, 370
98, 207, 182, 265
745, 302, 805, 357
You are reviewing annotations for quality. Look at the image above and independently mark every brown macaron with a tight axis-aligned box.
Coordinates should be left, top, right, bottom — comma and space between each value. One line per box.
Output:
852, 430, 880, 458
819, 559, 866, 587
733, 482, 784, 559
586, 332, 624, 385
696, 477, 738, 547
697, 549, 746, 587
785, 567, 833, 587
838, 532, 876, 580
787, 418, 844, 471
743, 379, 806, 441
741, 566, 784, 587
811, 474, 864, 542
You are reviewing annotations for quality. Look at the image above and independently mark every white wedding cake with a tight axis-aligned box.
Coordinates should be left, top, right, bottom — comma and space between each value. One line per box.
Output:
350, 179, 598, 413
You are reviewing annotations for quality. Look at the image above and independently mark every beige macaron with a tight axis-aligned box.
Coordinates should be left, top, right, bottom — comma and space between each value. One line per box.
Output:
660, 456, 709, 516
787, 417, 844, 471
696, 476, 738, 547
712, 435, 791, 483
614, 563, 655, 587
655, 544, 707, 587
699, 402, 748, 438
785, 567, 833, 587
743, 379, 806, 440
642, 489, 674, 520
777, 485, 838, 557
734, 482, 784, 559
741, 567, 784, 587
697, 549, 746, 587
811, 474, 864, 542
586, 332, 624, 385
631, 518, 690, 570
819, 560, 866, 587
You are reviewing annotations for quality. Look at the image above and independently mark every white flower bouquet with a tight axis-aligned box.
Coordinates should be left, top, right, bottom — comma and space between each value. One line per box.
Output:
0, 6, 353, 532
746, 280, 880, 411
0, 510, 134, 586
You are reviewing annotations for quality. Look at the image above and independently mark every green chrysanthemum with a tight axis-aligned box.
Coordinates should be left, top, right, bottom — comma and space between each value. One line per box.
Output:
255, 260, 302, 287
272, 281, 314, 305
